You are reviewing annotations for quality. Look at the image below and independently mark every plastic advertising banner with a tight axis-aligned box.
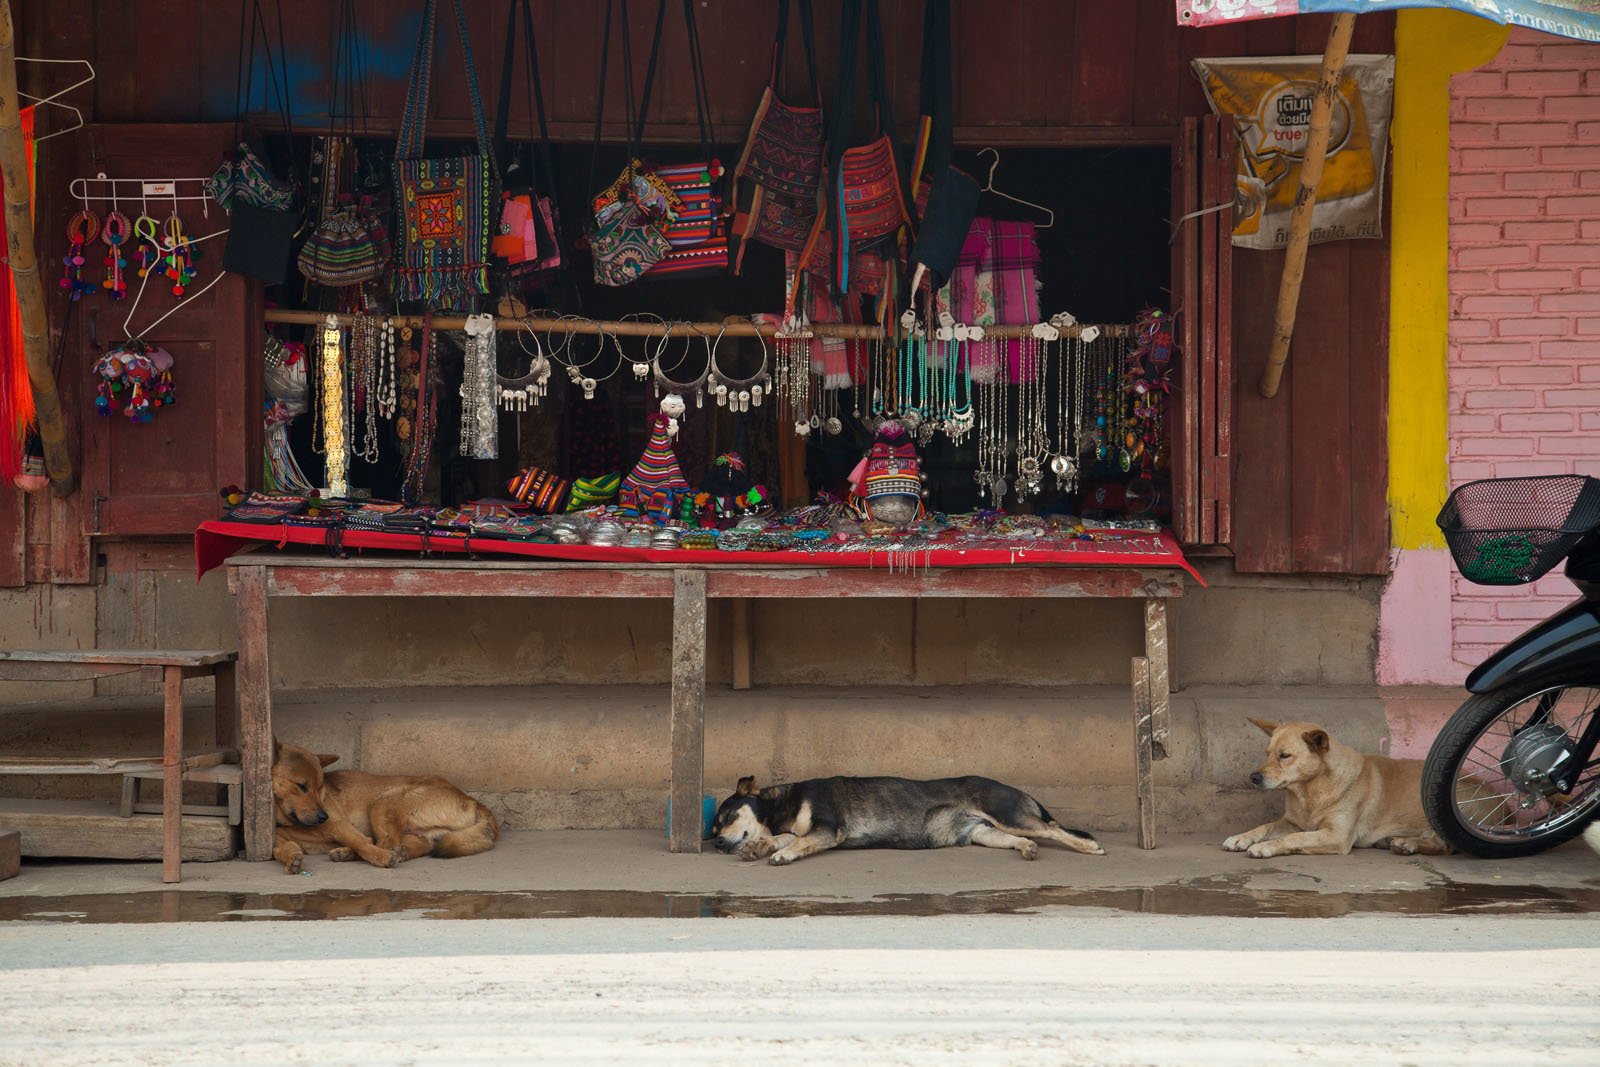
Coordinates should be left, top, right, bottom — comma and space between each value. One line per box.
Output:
1174, 1, 1600, 44
1192, 54, 1395, 250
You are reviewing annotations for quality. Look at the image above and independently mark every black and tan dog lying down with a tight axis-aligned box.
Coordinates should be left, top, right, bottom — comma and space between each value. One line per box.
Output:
711, 775, 1105, 864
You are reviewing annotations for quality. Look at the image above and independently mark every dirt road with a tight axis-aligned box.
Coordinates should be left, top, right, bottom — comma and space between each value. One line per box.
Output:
3, 914, 1597, 1066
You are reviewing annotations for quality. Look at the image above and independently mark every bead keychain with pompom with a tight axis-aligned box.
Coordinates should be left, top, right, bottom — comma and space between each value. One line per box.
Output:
162, 215, 197, 296
101, 210, 130, 300
61, 208, 100, 300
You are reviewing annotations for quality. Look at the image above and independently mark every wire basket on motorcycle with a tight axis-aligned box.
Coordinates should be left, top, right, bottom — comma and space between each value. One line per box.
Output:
1437, 475, 1600, 585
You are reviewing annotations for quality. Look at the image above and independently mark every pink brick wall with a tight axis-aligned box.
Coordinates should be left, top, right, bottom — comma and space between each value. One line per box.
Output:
1448, 29, 1600, 672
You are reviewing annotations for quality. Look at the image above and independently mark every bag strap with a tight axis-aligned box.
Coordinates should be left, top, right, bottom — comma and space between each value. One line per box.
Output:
494, 0, 555, 182
631, 0, 671, 155
769, 0, 821, 106
396, 0, 495, 169
231, 0, 299, 173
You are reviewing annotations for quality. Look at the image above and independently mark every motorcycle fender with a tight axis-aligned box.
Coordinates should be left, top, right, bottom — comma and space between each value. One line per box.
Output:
1466, 599, 1600, 694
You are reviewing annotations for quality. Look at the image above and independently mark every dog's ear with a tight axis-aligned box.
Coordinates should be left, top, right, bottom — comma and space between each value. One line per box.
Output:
317, 753, 340, 768
272, 736, 282, 762
736, 775, 757, 796
1246, 717, 1279, 737
1302, 729, 1330, 754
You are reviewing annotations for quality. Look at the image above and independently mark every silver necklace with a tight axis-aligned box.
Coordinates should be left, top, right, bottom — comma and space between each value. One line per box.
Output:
459, 313, 498, 460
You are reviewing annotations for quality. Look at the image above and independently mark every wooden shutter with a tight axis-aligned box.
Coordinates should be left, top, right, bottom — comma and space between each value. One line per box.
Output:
79, 124, 261, 537
1170, 115, 1234, 547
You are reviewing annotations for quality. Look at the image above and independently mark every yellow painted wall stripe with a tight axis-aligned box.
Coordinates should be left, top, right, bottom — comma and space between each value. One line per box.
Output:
1389, 11, 1509, 551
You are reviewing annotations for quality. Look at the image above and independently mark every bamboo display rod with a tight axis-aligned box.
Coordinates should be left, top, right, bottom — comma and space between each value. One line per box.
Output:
0, 3, 74, 495
1259, 13, 1356, 400
262, 308, 1131, 341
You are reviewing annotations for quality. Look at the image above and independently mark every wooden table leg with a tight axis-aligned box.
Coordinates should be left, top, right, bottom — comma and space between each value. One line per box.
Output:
669, 569, 707, 854
730, 598, 753, 691
1145, 598, 1171, 761
235, 565, 275, 862
1131, 656, 1155, 850
162, 665, 184, 883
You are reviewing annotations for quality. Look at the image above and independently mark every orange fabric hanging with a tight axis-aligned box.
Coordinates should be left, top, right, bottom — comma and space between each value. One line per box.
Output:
0, 105, 37, 480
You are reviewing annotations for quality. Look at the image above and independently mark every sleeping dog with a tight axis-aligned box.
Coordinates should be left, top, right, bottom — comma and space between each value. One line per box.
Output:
711, 775, 1105, 865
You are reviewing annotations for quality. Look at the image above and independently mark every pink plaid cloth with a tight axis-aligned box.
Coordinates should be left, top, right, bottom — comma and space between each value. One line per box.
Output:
935, 218, 1041, 383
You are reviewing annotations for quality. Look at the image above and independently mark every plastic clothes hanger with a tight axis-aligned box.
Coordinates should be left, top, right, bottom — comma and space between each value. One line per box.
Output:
15, 57, 94, 143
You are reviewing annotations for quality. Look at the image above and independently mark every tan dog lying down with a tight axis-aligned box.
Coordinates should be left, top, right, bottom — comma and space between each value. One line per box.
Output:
1223, 718, 1450, 858
271, 738, 499, 874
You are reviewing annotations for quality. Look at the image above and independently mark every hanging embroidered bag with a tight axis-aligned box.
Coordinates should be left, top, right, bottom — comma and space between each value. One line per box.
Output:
729, 0, 824, 274
491, 0, 566, 289
391, 0, 499, 304
639, 0, 730, 280
799, 0, 912, 297
297, 207, 386, 287
585, 0, 674, 287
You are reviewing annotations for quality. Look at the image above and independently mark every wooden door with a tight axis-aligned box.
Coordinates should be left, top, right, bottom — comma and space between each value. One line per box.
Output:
79, 124, 261, 537
1170, 115, 1234, 547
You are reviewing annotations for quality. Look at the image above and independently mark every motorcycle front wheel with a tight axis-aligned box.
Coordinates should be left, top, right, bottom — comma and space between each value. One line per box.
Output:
1422, 668, 1600, 858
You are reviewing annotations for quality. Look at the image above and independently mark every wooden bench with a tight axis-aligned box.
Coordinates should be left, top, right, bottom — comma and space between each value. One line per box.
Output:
0, 649, 239, 883
226, 553, 1180, 861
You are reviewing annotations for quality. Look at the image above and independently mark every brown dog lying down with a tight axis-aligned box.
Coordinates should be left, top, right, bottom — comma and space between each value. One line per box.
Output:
1223, 718, 1450, 858
271, 738, 499, 874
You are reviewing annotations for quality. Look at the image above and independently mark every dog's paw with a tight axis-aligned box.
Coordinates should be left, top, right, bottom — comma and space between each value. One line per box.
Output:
1246, 842, 1280, 859
328, 847, 355, 862
737, 839, 774, 861
768, 851, 794, 866
283, 855, 303, 876
1389, 838, 1419, 856
1221, 834, 1253, 852
390, 844, 411, 865
1086, 842, 1107, 856
1018, 840, 1040, 861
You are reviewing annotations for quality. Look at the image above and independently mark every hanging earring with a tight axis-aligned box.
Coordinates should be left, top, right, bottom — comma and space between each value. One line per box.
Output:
163, 213, 196, 297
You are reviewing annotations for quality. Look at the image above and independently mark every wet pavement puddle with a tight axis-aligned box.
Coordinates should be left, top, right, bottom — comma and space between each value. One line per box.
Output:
3, 875, 1598, 922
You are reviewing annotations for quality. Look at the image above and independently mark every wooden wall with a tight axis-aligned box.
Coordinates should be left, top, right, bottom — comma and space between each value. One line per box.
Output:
8, 1, 1396, 575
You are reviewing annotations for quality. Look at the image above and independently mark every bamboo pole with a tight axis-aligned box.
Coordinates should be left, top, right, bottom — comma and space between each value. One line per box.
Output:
0, 1, 73, 494
1258, 13, 1357, 400
261, 309, 1132, 341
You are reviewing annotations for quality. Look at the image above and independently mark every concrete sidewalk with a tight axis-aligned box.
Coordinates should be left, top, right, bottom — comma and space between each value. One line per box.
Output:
3, 830, 1596, 920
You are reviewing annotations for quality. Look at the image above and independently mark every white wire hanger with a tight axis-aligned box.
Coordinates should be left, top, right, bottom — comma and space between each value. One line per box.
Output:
15, 57, 94, 144
977, 147, 1055, 229
70, 174, 217, 211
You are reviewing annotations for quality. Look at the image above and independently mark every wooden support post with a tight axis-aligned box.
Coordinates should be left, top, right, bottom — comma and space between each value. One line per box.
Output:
161, 665, 184, 883
212, 660, 237, 810
730, 599, 753, 691
1259, 12, 1357, 399
1131, 656, 1155, 850
669, 569, 707, 854
1144, 598, 1171, 760
0, 3, 73, 494
236, 566, 275, 862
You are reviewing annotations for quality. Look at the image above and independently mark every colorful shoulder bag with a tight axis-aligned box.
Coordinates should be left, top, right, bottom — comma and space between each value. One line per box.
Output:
639, 0, 731, 281
490, 0, 566, 291
585, 0, 673, 287
391, 0, 499, 305
800, 0, 914, 298
729, 0, 825, 273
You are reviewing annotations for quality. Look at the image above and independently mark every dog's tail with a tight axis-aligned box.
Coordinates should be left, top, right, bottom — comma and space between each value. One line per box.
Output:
1584, 821, 1600, 859
1033, 797, 1097, 843
434, 800, 501, 858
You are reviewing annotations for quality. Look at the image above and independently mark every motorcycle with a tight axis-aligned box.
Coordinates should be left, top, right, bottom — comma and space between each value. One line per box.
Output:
1422, 475, 1600, 858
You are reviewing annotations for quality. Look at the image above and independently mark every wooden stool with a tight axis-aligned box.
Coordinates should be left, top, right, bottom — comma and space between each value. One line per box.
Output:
122, 763, 243, 826
0, 649, 239, 883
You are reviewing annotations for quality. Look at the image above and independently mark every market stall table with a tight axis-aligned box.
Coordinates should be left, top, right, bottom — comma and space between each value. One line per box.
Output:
208, 528, 1190, 860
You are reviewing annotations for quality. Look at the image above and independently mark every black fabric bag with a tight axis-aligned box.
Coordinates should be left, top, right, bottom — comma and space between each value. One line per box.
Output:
219, 0, 302, 284
909, 0, 977, 288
